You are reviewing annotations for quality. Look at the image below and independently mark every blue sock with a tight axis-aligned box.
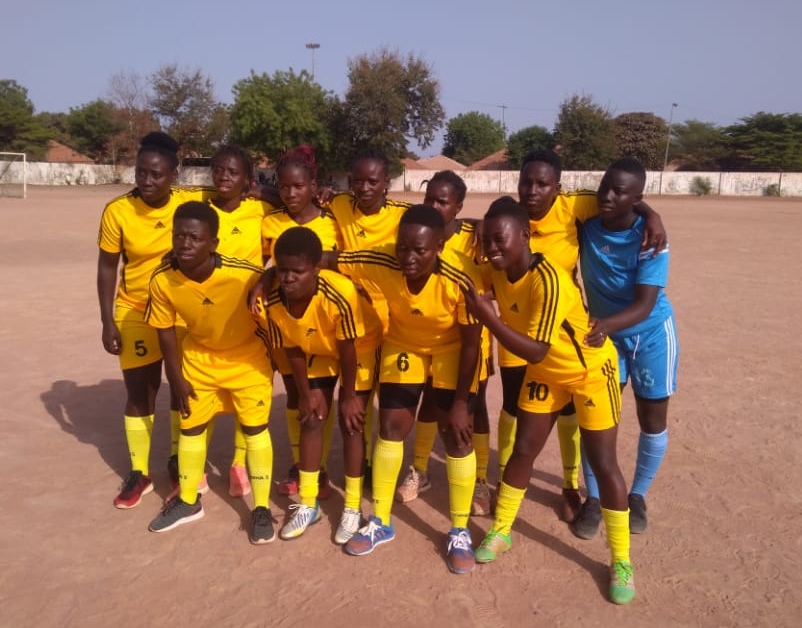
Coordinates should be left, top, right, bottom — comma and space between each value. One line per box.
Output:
580, 439, 600, 500
631, 429, 668, 497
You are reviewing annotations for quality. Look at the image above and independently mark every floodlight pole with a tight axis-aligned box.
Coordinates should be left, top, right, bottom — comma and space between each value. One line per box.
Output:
662, 103, 678, 172
306, 43, 320, 80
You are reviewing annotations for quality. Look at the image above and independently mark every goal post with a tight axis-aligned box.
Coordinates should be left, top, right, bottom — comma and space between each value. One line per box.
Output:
0, 152, 27, 198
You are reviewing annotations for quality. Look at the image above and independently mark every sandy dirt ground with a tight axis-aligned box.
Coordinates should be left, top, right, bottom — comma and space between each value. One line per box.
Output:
1, 185, 801, 628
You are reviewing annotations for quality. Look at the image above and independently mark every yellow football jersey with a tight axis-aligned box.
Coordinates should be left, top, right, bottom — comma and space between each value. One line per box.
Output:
210, 197, 274, 266
145, 254, 268, 355
98, 187, 212, 311
444, 219, 478, 260
529, 191, 597, 274
261, 207, 343, 261
264, 269, 381, 357
337, 247, 481, 355
489, 253, 610, 385
327, 193, 410, 250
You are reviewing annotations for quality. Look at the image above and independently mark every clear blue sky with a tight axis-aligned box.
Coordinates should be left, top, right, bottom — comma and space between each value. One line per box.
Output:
4, 0, 801, 156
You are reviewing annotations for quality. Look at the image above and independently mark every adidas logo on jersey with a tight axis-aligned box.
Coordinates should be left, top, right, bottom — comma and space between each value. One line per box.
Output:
305, 327, 317, 336
154, 221, 166, 229
202, 297, 214, 305
601, 245, 611, 254
231, 226, 242, 234
410, 308, 424, 316
510, 303, 519, 312
256, 399, 265, 407
357, 228, 367, 238
584, 399, 596, 408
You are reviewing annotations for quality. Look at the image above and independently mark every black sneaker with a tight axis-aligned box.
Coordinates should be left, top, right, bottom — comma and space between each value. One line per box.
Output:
628, 493, 648, 534
250, 506, 277, 544
149, 496, 204, 532
571, 497, 602, 540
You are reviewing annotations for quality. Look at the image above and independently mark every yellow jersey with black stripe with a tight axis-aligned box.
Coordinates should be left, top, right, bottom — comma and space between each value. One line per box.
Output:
261, 207, 343, 261
145, 254, 268, 355
210, 197, 274, 266
263, 269, 381, 357
98, 187, 213, 311
530, 191, 597, 274
337, 247, 481, 355
489, 252, 611, 385
327, 193, 410, 250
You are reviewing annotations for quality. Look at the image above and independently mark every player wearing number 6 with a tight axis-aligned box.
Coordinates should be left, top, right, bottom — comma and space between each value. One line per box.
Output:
315, 205, 483, 574
462, 197, 636, 605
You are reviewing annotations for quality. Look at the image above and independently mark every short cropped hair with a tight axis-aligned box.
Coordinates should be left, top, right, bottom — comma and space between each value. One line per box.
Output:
352, 148, 390, 178
211, 145, 254, 183
607, 156, 647, 191
428, 170, 467, 203
484, 195, 529, 230
521, 149, 562, 182
174, 201, 219, 238
399, 204, 446, 233
274, 226, 323, 265
139, 131, 179, 169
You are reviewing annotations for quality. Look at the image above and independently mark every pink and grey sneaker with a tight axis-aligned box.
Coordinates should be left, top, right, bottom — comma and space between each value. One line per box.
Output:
113, 470, 153, 509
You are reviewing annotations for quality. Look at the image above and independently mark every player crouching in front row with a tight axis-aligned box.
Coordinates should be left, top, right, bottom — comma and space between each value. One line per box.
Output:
145, 201, 277, 544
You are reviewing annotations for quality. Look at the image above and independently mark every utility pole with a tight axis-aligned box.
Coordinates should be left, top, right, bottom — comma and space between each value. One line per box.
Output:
663, 103, 678, 171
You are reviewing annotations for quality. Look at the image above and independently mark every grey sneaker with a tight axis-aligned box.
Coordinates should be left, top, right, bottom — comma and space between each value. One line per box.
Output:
571, 497, 601, 540
628, 493, 648, 534
149, 497, 204, 532
250, 506, 277, 544
334, 507, 362, 545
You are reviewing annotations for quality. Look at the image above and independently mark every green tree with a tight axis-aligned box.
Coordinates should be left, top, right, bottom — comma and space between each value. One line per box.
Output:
149, 64, 224, 157
229, 69, 337, 172
442, 111, 505, 165
106, 70, 158, 165
553, 94, 616, 170
670, 120, 732, 170
726, 112, 802, 171
64, 100, 125, 162
340, 48, 445, 172
505, 125, 554, 170
614, 112, 667, 169
0, 79, 51, 159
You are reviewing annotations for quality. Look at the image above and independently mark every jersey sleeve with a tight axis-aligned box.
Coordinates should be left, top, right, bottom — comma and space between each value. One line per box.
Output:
98, 204, 122, 253
325, 278, 365, 342
529, 261, 571, 345
570, 192, 599, 224
635, 245, 670, 288
335, 249, 390, 288
144, 273, 176, 329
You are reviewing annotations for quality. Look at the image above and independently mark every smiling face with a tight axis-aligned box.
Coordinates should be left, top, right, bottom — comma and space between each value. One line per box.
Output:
211, 154, 249, 202
395, 223, 443, 285
596, 168, 643, 227
278, 164, 318, 217
172, 218, 217, 276
275, 253, 319, 303
135, 150, 177, 207
424, 180, 463, 227
482, 214, 529, 274
350, 158, 389, 215
517, 160, 560, 220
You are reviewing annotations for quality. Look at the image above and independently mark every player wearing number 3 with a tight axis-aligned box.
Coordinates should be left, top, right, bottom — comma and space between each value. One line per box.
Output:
462, 197, 636, 605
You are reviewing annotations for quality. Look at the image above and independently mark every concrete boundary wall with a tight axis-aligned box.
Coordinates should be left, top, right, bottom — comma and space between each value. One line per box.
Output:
2, 161, 802, 197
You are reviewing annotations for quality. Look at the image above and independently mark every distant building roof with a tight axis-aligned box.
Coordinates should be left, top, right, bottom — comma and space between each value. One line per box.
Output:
46, 140, 93, 164
467, 149, 511, 171
417, 155, 466, 170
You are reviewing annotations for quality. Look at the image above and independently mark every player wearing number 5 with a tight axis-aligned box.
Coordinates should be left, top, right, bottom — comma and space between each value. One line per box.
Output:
462, 197, 636, 605
320, 205, 483, 574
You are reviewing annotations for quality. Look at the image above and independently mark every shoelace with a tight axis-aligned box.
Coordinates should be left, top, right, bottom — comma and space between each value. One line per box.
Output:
253, 508, 273, 525
120, 472, 142, 493
341, 510, 360, 526
288, 503, 314, 526
612, 561, 634, 586
359, 519, 383, 541
448, 529, 472, 552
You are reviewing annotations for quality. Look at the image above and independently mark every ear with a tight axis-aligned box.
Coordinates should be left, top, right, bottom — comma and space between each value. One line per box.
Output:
436, 237, 445, 254
211, 237, 219, 252
556, 182, 562, 193
636, 193, 643, 203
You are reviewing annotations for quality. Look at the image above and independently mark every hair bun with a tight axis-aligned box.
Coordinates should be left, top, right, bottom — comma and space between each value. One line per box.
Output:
140, 131, 179, 154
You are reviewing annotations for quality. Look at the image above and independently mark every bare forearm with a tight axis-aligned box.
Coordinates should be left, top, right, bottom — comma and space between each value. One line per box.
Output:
157, 328, 183, 383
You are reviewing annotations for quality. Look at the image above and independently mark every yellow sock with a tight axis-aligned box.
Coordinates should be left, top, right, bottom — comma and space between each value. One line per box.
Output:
232, 421, 247, 467
446, 451, 476, 529
244, 429, 273, 508
602, 507, 631, 564
169, 410, 181, 456
363, 398, 376, 466
178, 431, 207, 505
473, 432, 490, 482
344, 474, 362, 511
286, 408, 301, 465
557, 413, 580, 490
497, 409, 517, 479
321, 404, 336, 470
298, 469, 320, 508
372, 437, 403, 524
494, 481, 526, 535
412, 421, 438, 474
124, 414, 154, 474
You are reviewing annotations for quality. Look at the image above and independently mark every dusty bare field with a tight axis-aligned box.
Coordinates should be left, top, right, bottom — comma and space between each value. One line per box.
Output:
1, 186, 800, 627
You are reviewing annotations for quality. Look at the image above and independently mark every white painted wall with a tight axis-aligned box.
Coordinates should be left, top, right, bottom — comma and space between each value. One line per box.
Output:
3, 161, 802, 197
